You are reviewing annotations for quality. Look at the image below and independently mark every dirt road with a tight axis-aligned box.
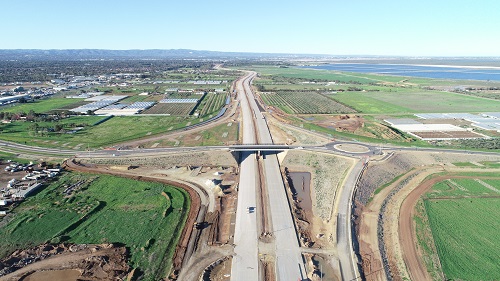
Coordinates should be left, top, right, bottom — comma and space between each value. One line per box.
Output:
358, 167, 417, 281
399, 173, 500, 281
0, 246, 126, 281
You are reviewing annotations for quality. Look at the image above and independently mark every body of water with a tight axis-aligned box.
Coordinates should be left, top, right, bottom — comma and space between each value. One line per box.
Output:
301, 63, 500, 81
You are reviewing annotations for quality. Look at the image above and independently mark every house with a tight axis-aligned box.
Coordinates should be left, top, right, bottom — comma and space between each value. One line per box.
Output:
0, 199, 12, 206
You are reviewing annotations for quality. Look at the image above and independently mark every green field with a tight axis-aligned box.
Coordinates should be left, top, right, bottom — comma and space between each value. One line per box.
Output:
0, 115, 204, 149
332, 90, 500, 113
0, 172, 189, 280
424, 197, 500, 280
425, 178, 500, 198
249, 66, 402, 84
161, 121, 239, 147
416, 176, 500, 280
248, 65, 500, 87
251, 65, 500, 114
0, 98, 85, 114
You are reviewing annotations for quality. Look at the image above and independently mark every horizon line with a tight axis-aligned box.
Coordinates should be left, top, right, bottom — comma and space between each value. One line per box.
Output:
1, 48, 500, 59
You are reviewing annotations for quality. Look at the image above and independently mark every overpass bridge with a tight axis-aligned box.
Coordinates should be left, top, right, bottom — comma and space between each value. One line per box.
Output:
227, 144, 302, 152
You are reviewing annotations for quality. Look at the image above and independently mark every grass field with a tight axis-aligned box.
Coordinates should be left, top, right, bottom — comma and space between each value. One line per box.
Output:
0, 172, 189, 280
452, 161, 500, 168
414, 175, 500, 281
425, 178, 500, 198
249, 66, 400, 84
424, 197, 500, 280
148, 121, 239, 147
0, 115, 203, 149
66, 116, 201, 147
0, 98, 86, 114
332, 90, 500, 113
0, 116, 103, 147
0, 116, 105, 145
249, 65, 500, 87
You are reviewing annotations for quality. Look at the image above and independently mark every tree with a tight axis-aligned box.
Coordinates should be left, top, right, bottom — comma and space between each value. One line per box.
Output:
26, 109, 36, 121
28, 123, 40, 136
54, 124, 64, 132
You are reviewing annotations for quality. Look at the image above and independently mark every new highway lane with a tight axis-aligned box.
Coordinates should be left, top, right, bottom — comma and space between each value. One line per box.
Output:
242, 71, 307, 281
230, 72, 260, 280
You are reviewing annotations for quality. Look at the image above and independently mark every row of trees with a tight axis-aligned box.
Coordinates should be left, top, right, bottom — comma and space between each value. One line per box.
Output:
457, 138, 500, 150
0, 110, 75, 122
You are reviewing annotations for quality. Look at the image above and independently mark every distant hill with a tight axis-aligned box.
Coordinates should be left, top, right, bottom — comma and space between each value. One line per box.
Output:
0, 49, 327, 61
1, 50, 499, 67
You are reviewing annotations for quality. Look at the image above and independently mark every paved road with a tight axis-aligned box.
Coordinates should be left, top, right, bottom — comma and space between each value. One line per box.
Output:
242, 72, 306, 281
0, 140, 77, 156
336, 159, 366, 281
231, 72, 260, 280
262, 153, 306, 280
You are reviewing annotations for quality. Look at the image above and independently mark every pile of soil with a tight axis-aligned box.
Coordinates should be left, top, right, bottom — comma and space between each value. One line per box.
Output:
0, 243, 129, 281
315, 115, 364, 133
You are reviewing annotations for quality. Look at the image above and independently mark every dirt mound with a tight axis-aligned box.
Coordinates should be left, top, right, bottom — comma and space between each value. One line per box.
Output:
355, 152, 417, 206
315, 115, 364, 133
0, 243, 129, 281
80, 151, 237, 168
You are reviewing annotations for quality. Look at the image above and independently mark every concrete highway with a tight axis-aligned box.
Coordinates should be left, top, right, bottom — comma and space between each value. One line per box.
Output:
242, 71, 307, 281
231, 72, 260, 280
0, 140, 78, 156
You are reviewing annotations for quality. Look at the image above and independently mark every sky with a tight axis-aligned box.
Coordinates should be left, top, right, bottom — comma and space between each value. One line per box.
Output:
1, 0, 500, 56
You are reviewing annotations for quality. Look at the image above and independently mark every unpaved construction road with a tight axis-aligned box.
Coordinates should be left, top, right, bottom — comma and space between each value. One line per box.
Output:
399, 173, 500, 281
0, 245, 128, 281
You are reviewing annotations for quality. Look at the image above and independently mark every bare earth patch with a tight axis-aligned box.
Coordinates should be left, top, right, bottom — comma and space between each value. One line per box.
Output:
356, 150, 500, 281
79, 150, 237, 168
333, 143, 370, 153
0, 244, 129, 281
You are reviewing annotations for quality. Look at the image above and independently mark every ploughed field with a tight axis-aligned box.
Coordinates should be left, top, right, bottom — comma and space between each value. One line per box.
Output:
142, 103, 196, 115
0, 172, 189, 280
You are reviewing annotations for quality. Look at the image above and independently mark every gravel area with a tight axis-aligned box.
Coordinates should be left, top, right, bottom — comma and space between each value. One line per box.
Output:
78, 151, 238, 168
356, 153, 416, 206
282, 150, 353, 221
270, 120, 330, 146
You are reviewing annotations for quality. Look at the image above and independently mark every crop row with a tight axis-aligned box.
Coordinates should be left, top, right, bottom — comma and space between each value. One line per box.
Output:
261, 91, 356, 114
200, 93, 226, 116
142, 103, 196, 115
